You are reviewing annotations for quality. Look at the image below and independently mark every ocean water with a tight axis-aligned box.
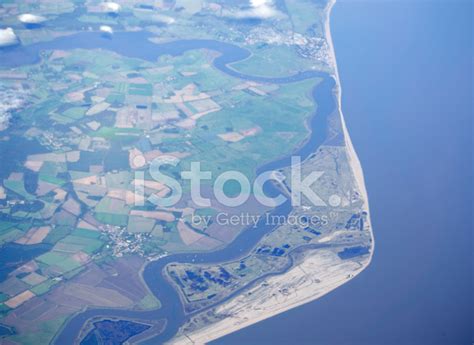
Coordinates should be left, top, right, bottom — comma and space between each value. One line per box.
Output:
213, 1, 473, 344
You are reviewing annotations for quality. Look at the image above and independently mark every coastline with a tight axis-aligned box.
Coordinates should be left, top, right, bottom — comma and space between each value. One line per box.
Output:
170, 250, 365, 345
167, 0, 375, 343
325, 0, 375, 263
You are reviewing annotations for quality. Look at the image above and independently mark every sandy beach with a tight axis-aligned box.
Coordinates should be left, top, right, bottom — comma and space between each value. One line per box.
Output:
170, 250, 367, 345
325, 0, 375, 260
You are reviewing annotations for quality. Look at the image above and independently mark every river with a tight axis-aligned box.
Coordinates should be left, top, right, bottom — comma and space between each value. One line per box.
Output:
0, 31, 340, 344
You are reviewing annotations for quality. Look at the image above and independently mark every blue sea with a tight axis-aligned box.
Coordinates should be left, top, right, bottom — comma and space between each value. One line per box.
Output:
213, 1, 473, 344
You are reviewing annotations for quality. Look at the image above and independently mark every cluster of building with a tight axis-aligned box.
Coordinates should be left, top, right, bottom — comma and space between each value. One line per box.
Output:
100, 224, 151, 258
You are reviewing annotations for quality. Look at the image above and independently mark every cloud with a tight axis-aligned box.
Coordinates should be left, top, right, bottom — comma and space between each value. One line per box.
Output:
18, 13, 47, 24
102, 2, 121, 14
227, 0, 283, 20
99, 25, 114, 34
250, 0, 273, 8
0, 88, 27, 131
152, 14, 176, 25
0, 28, 19, 47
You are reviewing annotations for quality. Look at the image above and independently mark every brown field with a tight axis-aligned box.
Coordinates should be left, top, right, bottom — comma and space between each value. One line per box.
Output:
176, 118, 196, 129
128, 77, 148, 84
248, 86, 267, 96
77, 219, 98, 230
130, 210, 175, 222
36, 181, 58, 196
13, 261, 39, 276
107, 189, 127, 201
15, 227, 51, 245
62, 283, 132, 307
66, 151, 80, 163
163, 151, 192, 159
189, 98, 221, 120
51, 209, 77, 226
27, 152, 66, 163
86, 102, 110, 116
8, 172, 23, 181
143, 150, 163, 162
125, 191, 146, 205
131, 179, 170, 198
21, 272, 47, 286
240, 126, 261, 137
192, 236, 224, 251
189, 98, 220, 113
218, 126, 261, 143
129, 148, 146, 169
73, 175, 99, 186
152, 109, 181, 122
115, 107, 136, 128
65, 91, 85, 102
53, 188, 67, 201
5, 290, 35, 309
49, 50, 70, 60
177, 220, 204, 246
62, 197, 82, 216
218, 132, 245, 142
82, 213, 103, 228
0, 277, 29, 297
72, 251, 91, 265
1, 257, 153, 341
24, 160, 43, 172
